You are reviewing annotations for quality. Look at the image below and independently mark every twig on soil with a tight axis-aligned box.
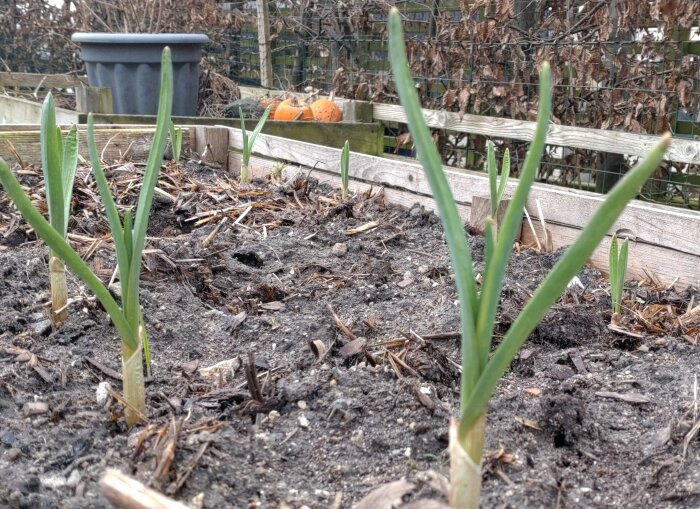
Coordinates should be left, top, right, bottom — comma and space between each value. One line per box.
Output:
107, 387, 149, 423
100, 468, 193, 509
84, 356, 123, 381
152, 418, 184, 490
245, 351, 264, 403
523, 207, 543, 251
167, 440, 209, 496
200, 216, 228, 248
327, 304, 356, 341
345, 220, 380, 236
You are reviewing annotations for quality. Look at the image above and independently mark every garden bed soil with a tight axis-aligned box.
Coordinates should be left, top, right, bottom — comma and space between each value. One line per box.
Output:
1, 159, 699, 509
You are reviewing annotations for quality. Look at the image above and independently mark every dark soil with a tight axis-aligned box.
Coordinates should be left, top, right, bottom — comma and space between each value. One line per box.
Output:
1, 160, 699, 509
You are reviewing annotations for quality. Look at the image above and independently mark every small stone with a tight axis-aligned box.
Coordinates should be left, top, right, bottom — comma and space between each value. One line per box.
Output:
5, 447, 21, 461
66, 470, 81, 488
1, 430, 16, 447
96, 382, 112, 406
22, 401, 49, 417
297, 400, 307, 410
109, 282, 122, 299
331, 243, 348, 257
190, 493, 205, 509
298, 414, 310, 429
32, 319, 52, 337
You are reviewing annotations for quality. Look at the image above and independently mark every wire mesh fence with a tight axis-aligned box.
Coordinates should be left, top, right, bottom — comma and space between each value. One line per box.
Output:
213, 0, 700, 209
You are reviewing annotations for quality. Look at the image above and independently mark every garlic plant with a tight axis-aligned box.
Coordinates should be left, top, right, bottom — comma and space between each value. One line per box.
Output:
239, 104, 273, 184
340, 139, 350, 200
609, 233, 629, 325
388, 7, 670, 507
0, 47, 175, 426
40, 93, 79, 325
486, 140, 510, 221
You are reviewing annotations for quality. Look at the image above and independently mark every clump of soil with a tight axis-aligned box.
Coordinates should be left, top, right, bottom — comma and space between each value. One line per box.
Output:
1, 160, 699, 509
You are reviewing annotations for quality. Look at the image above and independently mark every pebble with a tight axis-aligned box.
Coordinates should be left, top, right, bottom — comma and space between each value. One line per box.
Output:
1, 430, 16, 447
66, 470, 81, 488
331, 243, 348, 257
5, 447, 21, 461
31, 319, 52, 336
298, 414, 310, 428
96, 381, 112, 406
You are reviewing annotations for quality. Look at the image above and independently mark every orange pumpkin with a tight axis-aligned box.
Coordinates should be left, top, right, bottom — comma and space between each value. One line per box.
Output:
259, 97, 281, 117
310, 98, 343, 122
273, 98, 314, 121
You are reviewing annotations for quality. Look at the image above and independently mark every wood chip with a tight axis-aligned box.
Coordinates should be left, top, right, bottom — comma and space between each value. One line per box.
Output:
344, 220, 379, 235
198, 358, 241, 382
523, 387, 542, 397
515, 416, 542, 430
569, 350, 586, 372
338, 337, 367, 358
353, 480, 416, 509
84, 357, 122, 381
260, 301, 285, 311
595, 391, 651, 404
23, 401, 49, 416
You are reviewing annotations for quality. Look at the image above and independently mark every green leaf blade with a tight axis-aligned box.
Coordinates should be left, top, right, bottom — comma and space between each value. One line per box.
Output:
487, 141, 497, 217
61, 125, 79, 238
126, 46, 174, 330
474, 63, 552, 374
40, 93, 65, 238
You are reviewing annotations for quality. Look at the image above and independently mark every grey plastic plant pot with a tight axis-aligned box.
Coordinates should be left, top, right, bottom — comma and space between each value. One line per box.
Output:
71, 33, 209, 116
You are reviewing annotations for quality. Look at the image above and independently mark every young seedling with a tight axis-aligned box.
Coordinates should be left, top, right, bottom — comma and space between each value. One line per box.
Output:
609, 233, 629, 325
388, 8, 670, 508
168, 122, 183, 162
239, 105, 273, 184
0, 47, 174, 426
340, 139, 350, 200
39, 93, 79, 325
486, 140, 510, 219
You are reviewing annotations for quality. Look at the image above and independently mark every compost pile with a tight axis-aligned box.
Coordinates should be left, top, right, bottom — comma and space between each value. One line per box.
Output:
1, 155, 700, 509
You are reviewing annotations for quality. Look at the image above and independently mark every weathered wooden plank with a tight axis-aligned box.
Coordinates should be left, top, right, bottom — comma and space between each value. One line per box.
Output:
372, 103, 700, 165
521, 223, 699, 289
195, 126, 229, 169
75, 87, 113, 114
0, 72, 88, 89
225, 127, 700, 257
0, 96, 79, 125
0, 127, 192, 166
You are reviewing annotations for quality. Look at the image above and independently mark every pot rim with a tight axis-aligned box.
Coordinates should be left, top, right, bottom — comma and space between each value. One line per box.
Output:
71, 33, 209, 44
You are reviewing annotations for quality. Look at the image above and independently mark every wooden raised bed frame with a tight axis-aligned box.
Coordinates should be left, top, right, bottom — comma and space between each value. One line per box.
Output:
1, 122, 698, 289
1, 71, 699, 287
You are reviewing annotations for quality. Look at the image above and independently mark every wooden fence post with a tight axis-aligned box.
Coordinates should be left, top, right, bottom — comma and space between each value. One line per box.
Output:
256, 0, 273, 88
343, 100, 373, 123
75, 87, 113, 114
